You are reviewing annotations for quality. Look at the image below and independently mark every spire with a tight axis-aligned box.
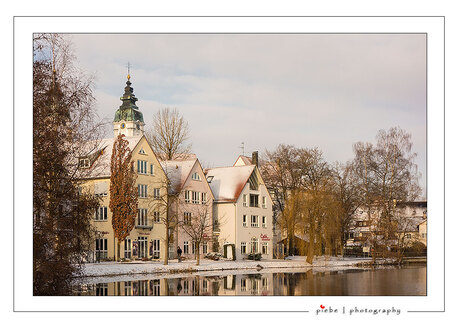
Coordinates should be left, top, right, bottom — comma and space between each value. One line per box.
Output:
113, 72, 144, 123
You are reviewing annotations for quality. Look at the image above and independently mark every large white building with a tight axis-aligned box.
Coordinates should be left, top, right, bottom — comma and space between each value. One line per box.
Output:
206, 156, 274, 260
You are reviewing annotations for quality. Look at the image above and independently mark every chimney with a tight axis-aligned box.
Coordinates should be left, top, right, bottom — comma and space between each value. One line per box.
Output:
252, 151, 259, 167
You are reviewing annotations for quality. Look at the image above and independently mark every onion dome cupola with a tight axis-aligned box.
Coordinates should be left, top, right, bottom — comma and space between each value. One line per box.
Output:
113, 73, 145, 137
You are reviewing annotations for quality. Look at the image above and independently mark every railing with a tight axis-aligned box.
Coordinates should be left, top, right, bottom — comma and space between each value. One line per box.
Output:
135, 224, 153, 230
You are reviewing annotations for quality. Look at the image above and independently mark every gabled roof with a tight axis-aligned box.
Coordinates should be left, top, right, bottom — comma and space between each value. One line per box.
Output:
160, 159, 198, 194
77, 136, 143, 179
233, 155, 253, 166
206, 165, 256, 203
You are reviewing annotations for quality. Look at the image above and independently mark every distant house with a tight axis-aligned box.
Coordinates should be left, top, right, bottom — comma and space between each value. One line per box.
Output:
206, 155, 274, 260
347, 200, 427, 251
161, 157, 214, 259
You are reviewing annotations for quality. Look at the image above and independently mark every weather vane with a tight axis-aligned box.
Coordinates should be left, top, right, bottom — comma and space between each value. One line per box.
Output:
240, 142, 245, 156
127, 62, 131, 80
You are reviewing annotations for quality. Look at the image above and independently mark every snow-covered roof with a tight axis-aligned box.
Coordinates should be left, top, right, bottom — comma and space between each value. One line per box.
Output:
77, 136, 143, 179
206, 165, 255, 202
160, 159, 198, 194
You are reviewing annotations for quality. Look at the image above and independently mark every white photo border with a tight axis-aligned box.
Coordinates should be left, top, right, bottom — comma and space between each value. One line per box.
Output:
14, 16, 444, 312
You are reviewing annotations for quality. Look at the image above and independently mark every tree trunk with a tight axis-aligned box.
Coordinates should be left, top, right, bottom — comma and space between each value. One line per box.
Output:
196, 244, 200, 265
164, 228, 169, 265
117, 241, 120, 261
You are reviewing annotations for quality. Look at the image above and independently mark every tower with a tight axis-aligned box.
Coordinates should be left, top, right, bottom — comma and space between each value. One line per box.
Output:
113, 73, 145, 137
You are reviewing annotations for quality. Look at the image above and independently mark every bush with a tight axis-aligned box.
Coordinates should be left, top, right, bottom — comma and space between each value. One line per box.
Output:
247, 253, 262, 261
205, 252, 222, 261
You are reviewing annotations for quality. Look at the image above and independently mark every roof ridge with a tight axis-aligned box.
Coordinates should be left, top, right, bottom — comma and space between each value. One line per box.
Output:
207, 164, 255, 171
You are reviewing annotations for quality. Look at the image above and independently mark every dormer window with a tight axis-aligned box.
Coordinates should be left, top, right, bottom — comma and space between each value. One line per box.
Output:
79, 158, 90, 168
206, 176, 214, 183
191, 172, 201, 181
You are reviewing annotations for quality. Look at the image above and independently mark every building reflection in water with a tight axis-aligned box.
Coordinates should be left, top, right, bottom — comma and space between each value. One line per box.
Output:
72, 266, 426, 296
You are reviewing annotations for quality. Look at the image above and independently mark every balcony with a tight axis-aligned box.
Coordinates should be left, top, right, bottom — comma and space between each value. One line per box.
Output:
135, 223, 153, 230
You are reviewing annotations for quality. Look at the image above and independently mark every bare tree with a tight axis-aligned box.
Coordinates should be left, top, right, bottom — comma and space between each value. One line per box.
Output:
33, 34, 101, 295
330, 161, 361, 255
178, 201, 214, 265
351, 127, 422, 261
147, 167, 178, 265
261, 145, 306, 256
146, 108, 192, 160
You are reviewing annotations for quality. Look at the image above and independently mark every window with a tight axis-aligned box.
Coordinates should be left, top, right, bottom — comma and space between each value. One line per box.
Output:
139, 148, 146, 154
262, 277, 268, 290
151, 211, 160, 223
95, 238, 108, 260
202, 243, 208, 254
243, 194, 248, 207
202, 279, 208, 293
183, 241, 189, 254
152, 239, 160, 259
251, 215, 259, 228
96, 283, 108, 296
241, 279, 247, 292
124, 239, 131, 259
262, 216, 267, 228
241, 242, 247, 254
191, 172, 201, 181
405, 233, 412, 239
262, 242, 268, 255
153, 188, 160, 200
192, 191, 200, 204
183, 280, 189, 294
138, 184, 148, 198
242, 215, 247, 227
79, 158, 90, 168
251, 238, 258, 253
137, 208, 148, 226
124, 281, 132, 296
184, 212, 192, 225
250, 194, 259, 207
137, 160, 147, 174
191, 241, 199, 254
421, 233, 427, 238
201, 192, 207, 204
185, 190, 191, 203
138, 237, 147, 258
262, 196, 267, 208
94, 182, 108, 197
150, 164, 154, 175
152, 279, 161, 296
95, 206, 108, 221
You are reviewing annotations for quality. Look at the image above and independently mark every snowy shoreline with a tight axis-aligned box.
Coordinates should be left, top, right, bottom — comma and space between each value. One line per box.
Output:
78, 256, 424, 280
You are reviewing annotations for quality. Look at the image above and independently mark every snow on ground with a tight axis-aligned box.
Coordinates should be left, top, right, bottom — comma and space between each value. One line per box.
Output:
79, 256, 373, 279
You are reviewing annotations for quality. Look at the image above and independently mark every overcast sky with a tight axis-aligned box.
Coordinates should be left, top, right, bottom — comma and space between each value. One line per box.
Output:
71, 34, 426, 195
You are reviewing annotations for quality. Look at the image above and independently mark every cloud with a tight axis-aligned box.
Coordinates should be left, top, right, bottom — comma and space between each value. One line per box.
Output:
71, 33, 426, 191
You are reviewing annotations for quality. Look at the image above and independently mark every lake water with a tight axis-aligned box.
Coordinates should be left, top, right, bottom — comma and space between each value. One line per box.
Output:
73, 265, 426, 296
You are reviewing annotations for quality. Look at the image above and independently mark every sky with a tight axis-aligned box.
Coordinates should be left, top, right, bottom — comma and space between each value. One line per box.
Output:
71, 34, 426, 195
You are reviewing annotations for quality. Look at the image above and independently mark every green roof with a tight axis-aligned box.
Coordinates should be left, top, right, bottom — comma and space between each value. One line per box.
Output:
113, 79, 144, 123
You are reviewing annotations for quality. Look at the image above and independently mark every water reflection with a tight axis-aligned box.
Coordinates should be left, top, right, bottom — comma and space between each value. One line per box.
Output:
73, 266, 426, 296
